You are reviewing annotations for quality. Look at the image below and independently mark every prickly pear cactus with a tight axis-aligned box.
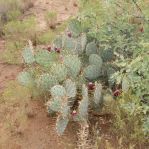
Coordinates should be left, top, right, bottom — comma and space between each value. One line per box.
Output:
64, 79, 76, 98
47, 97, 62, 112
50, 85, 66, 97
53, 35, 63, 49
75, 33, 87, 55
106, 66, 117, 87
86, 41, 98, 56
63, 35, 76, 50
78, 84, 89, 121
22, 47, 35, 64
84, 65, 102, 81
60, 97, 70, 118
51, 64, 67, 82
89, 54, 103, 68
18, 71, 34, 87
36, 73, 58, 92
35, 50, 57, 67
48, 82, 75, 135
94, 82, 103, 106
56, 116, 69, 135
68, 19, 82, 37
63, 55, 81, 78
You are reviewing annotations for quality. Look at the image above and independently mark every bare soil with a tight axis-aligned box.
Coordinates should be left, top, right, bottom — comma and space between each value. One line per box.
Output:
0, 0, 78, 148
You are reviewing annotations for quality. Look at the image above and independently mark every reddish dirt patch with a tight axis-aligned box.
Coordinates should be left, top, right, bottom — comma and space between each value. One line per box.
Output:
0, 100, 76, 149
24, 0, 78, 30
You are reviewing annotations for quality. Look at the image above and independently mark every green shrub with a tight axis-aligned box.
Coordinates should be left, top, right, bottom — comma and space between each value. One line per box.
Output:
3, 16, 37, 40
0, 40, 24, 64
37, 30, 56, 44
45, 11, 57, 28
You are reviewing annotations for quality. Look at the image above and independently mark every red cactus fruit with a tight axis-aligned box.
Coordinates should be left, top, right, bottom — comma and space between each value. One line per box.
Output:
47, 46, 51, 52
139, 27, 144, 33
68, 32, 72, 38
72, 110, 77, 116
54, 47, 61, 53
113, 89, 121, 97
88, 82, 95, 90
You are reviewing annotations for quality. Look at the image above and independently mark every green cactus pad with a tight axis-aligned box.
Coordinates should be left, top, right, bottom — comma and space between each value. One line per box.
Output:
94, 82, 102, 105
75, 33, 87, 55
63, 35, 76, 50
78, 84, 89, 120
18, 71, 34, 87
84, 65, 102, 81
64, 55, 81, 78
47, 97, 62, 112
22, 47, 35, 64
53, 35, 63, 49
56, 116, 69, 135
65, 79, 76, 98
51, 85, 66, 97
68, 19, 81, 37
61, 99, 70, 118
35, 50, 57, 67
51, 64, 67, 82
86, 41, 98, 56
89, 54, 103, 68
36, 73, 58, 91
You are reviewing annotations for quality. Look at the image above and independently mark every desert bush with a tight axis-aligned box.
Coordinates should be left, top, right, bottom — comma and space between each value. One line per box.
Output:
37, 30, 56, 45
3, 16, 37, 40
45, 11, 57, 29
0, 17, 37, 64
0, 40, 24, 64
0, 0, 34, 37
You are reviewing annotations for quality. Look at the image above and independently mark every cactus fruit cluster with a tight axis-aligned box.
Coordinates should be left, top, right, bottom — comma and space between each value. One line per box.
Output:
18, 18, 117, 135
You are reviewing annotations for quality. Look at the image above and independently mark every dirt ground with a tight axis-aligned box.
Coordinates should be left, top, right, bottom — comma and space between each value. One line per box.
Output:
0, 0, 78, 149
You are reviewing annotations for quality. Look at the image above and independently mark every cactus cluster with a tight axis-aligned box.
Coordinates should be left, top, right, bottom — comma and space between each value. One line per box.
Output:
18, 18, 116, 135
46, 81, 103, 135
46, 79, 76, 134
